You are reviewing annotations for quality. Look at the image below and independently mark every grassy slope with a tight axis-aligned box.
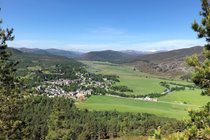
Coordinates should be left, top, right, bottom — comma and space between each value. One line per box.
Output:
77, 95, 194, 119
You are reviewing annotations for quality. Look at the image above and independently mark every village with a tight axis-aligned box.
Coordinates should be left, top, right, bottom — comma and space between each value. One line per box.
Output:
34, 71, 168, 102
35, 72, 113, 100
35, 73, 158, 102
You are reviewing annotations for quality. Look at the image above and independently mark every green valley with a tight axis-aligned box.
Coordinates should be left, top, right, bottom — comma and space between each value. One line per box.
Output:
77, 61, 209, 120
1, 0, 210, 139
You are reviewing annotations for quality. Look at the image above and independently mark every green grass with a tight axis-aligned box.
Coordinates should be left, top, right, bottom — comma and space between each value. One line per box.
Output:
82, 61, 148, 76
159, 89, 210, 106
81, 61, 195, 96
81, 61, 167, 95
76, 95, 197, 120
79, 61, 209, 119
118, 76, 165, 95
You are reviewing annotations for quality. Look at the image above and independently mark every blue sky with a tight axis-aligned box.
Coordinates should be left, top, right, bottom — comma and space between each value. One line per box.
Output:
0, 0, 205, 52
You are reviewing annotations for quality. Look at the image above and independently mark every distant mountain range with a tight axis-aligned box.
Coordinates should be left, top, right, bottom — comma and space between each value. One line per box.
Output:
78, 49, 161, 63
120, 50, 155, 56
13, 46, 203, 77
15, 46, 203, 63
78, 50, 137, 63
17, 48, 83, 58
16, 48, 154, 63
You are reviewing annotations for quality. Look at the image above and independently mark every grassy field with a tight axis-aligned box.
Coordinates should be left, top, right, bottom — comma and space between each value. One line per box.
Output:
81, 61, 168, 95
81, 61, 194, 95
76, 95, 196, 119
159, 89, 210, 106
78, 61, 209, 119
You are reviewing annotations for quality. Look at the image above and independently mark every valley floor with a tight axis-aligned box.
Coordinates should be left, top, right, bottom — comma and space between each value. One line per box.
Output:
77, 61, 210, 120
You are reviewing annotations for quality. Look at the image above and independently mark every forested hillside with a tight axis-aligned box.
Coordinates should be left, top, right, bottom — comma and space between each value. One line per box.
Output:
21, 96, 184, 139
79, 50, 135, 63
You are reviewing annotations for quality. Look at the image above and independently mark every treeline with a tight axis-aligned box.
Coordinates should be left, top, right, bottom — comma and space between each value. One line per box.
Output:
90, 85, 163, 98
20, 96, 185, 140
107, 91, 164, 98
111, 85, 133, 92
87, 73, 120, 82
160, 81, 196, 92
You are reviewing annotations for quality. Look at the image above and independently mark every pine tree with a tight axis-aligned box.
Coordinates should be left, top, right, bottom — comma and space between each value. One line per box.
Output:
186, 0, 210, 96
0, 17, 24, 139
45, 98, 72, 140
184, 0, 210, 138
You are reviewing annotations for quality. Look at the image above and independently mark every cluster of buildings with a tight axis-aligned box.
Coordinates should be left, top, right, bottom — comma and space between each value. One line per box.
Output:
36, 84, 92, 100
35, 72, 112, 100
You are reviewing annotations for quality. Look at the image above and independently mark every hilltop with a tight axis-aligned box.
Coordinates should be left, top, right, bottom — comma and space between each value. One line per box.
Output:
78, 50, 136, 63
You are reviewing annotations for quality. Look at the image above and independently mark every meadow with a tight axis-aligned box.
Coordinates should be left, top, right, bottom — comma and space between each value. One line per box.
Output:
81, 61, 191, 95
76, 95, 193, 119
159, 89, 210, 106
78, 61, 210, 119
82, 61, 166, 95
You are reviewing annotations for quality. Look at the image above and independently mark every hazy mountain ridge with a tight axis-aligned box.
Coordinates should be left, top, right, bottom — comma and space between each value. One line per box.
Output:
8, 47, 81, 67
17, 48, 83, 58
14, 46, 204, 78
120, 50, 154, 56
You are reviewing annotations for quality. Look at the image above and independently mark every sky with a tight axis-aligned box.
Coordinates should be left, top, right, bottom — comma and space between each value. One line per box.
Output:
0, 0, 206, 52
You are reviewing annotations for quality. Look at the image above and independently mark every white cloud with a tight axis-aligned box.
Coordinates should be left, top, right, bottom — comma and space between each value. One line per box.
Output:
130, 39, 205, 51
63, 39, 205, 52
